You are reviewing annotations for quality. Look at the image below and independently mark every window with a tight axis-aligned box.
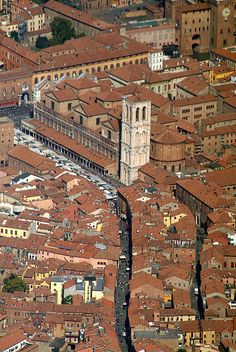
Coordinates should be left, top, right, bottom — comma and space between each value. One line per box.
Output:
206, 105, 215, 109
223, 39, 227, 46
182, 108, 190, 113
136, 108, 140, 122
96, 117, 100, 125
51, 101, 55, 110
68, 103, 72, 111
142, 107, 146, 121
108, 130, 111, 140
194, 107, 202, 111
80, 116, 83, 125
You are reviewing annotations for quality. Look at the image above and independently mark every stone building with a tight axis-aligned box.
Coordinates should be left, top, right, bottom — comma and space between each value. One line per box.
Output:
120, 96, 151, 186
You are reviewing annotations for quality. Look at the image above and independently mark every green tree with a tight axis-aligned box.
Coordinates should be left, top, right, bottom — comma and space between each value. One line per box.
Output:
10, 31, 19, 42
62, 295, 72, 304
35, 36, 50, 49
3, 274, 27, 293
50, 17, 76, 46
32, 0, 47, 4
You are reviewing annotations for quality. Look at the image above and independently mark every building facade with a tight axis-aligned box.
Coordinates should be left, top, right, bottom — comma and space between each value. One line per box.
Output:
120, 97, 151, 186
0, 116, 14, 166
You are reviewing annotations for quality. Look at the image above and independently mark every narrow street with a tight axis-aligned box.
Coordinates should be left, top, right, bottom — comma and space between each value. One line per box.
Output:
115, 216, 134, 352
195, 228, 205, 320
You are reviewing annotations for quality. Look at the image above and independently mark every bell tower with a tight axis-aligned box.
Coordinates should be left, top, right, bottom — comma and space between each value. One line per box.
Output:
210, 0, 235, 49
120, 96, 151, 186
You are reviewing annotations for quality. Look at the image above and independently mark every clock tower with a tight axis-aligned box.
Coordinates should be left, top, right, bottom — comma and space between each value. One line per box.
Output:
210, 0, 235, 49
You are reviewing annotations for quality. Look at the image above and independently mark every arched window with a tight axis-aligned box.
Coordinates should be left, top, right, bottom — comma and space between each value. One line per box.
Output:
142, 131, 146, 144
104, 65, 108, 70
116, 63, 120, 68
110, 64, 114, 69
142, 106, 146, 121
136, 108, 140, 122
54, 74, 58, 81
135, 59, 139, 64
47, 75, 51, 81
126, 130, 130, 144
135, 132, 140, 145
126, 105, 129, 121
172, 165, 175, 172
34, 78, 38, 84
125, 149, 129, 163
97, 66, 101, 72
60, 73, 64, 78
179, 164, 182, 172
123, 128, 126, 141
92, 67, 96, 73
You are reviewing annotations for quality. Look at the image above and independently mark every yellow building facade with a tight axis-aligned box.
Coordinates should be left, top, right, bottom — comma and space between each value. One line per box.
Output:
32, 52, 148, 86
0, 220, 30, 239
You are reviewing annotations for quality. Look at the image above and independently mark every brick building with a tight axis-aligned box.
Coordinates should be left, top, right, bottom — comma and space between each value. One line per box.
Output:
199, 124, 236, 155
0, 116, 14, 166
165, 0, 236, 55
150, 125, 186, 173
43, 0, 115, 38
171, 95, 217, 128
0, 67, 32, 104
7, 145, 56, 175
124, 22, 176, 50
176, 178, 231, 227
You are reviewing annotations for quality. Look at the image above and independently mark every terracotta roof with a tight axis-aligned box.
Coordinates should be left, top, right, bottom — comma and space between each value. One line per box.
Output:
179, 319, 233, 334
51, 88, 78, 102
173, 94, 216, 107
179, 2, 210, 12
28, 119, 115, 169
204, 112, 236, 125
204, 167, 236, 187
211, 48, 236, 63
131, 272, 164, 292
176, 178, 228, 209
44, 0, 114, 30
151, 126, 186, 144
8, 145, 55, 171
177, 76, 208, 95
224, 95, 236, 108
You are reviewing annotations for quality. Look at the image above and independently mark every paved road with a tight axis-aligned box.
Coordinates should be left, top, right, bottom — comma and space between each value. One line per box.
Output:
95, 0, 164, 24
115, 216, 134, 352
195, 228, 205, 320
0, 103, 33, 128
